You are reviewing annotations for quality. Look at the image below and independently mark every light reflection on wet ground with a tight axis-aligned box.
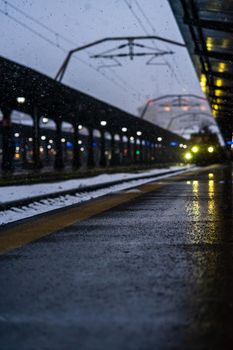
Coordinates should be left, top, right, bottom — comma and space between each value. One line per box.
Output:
0, 164, 232, 350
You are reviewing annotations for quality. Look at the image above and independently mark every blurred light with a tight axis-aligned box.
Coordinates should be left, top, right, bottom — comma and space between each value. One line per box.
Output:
66, 141, 73, 148
100, 120, 107, 126
206, 37, 213, 51
61, 138, 66, 143
14, 132, 20, 137
92, 142, 97, 148
136, 131, 142, 136
15, 146, 20, 152
15, 153, 20, 159
208, 173, 214, 179
28, 137, 33, 142
130, 136, 134, 141
191, 145, 199, 153
42, 117, 48, 123
122, 127, 127, 132
181, 105, 189, 112
226, 140, 233, 145
17, 97, 25, 104
78, 124, 82, 130
157, 137, 162, 142
136, 150, 140, 155
78, 140, 82, 144
208, 146, 214, 153
40, 147, 44, 152
170, 141, 177, 147
183, 145, 187, 149
49, 139, 53, 144
179, 143, 183, 148
80, 147, 85, 152
215, 79, 223, 87
164, 106, 171, 112
186, 181, 191, 184
41, 135, 46, 140
218, 62, 226, 73
200, 74, 207, 93
47, 145, 52, 149
184, 152, 192, 160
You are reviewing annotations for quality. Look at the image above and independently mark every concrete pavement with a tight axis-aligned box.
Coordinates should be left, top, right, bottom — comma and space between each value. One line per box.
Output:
0, 164, 233, 349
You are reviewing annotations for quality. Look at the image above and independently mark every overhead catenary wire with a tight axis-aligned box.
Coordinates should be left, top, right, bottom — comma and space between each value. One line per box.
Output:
123, 0, 183, 87
0, 1, 139, 95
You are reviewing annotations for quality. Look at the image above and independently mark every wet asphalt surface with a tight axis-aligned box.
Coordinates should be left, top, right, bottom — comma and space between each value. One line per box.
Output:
0, 165, 233, 350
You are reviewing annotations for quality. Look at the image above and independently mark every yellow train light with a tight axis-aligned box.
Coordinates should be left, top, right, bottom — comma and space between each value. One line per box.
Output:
207, 146, 214, 153
191, 146, 199, 153
184, 152, 193, 160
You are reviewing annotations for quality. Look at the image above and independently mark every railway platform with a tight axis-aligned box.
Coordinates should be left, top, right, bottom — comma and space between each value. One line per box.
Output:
0, 164, 232, 349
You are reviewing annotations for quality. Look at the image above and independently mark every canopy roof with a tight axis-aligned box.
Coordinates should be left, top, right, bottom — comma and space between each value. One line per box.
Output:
169, 0, 233, 139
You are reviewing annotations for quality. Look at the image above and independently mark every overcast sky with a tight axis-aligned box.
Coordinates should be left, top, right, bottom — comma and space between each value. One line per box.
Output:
0, 0, 204, 115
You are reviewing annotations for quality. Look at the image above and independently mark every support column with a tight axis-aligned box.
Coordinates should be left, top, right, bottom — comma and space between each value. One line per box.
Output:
110, 134, 117, 166
32, 107, 42, 169
99, 130, 106, 167
54, 120, 64, 170
72, 123, 81, 169
134, 139, 137, 163
87, 128, 95, 168
127, 137, 132, 164
139, 140, 143, 163
1, 107, 14, 172
120, 135, 125, 165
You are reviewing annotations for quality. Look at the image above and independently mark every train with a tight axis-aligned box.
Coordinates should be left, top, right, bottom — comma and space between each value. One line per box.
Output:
183, 130, 227, 166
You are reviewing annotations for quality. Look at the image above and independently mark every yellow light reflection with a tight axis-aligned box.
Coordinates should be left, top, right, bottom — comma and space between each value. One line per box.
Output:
208, 173, 214, 179
208, 179, 215, 215
192, 180, 199, 194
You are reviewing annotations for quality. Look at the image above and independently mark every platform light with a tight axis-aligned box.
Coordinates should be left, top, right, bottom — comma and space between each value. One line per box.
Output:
100, 120, 107, 126
42, 117, 48, 123
191, 145, 199, 153
136, 131, 142, 136
16, 96, 25, 104
78, 140, 82, 144
61, 138, 66, 143
78, 124, 83, 130
41, 135, 46, 141
14, 132, 20, 137
157, 137, 162, 142
49, 139, 53, 144
184, 152, 192, 160
207, 146, 214, 153
164, 106, 171, 112
122, 127, 127, 132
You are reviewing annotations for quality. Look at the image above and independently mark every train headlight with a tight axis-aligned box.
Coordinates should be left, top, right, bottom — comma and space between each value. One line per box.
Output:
184, 152, 193, 160
191, 145, 199, 153
207, 146, 214, 153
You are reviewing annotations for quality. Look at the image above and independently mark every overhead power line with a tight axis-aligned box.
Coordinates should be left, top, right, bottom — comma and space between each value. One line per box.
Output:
0, 1, 139, 95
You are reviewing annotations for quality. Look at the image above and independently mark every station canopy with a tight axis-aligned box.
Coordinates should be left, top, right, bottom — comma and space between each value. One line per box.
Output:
169, 0, 233, 140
